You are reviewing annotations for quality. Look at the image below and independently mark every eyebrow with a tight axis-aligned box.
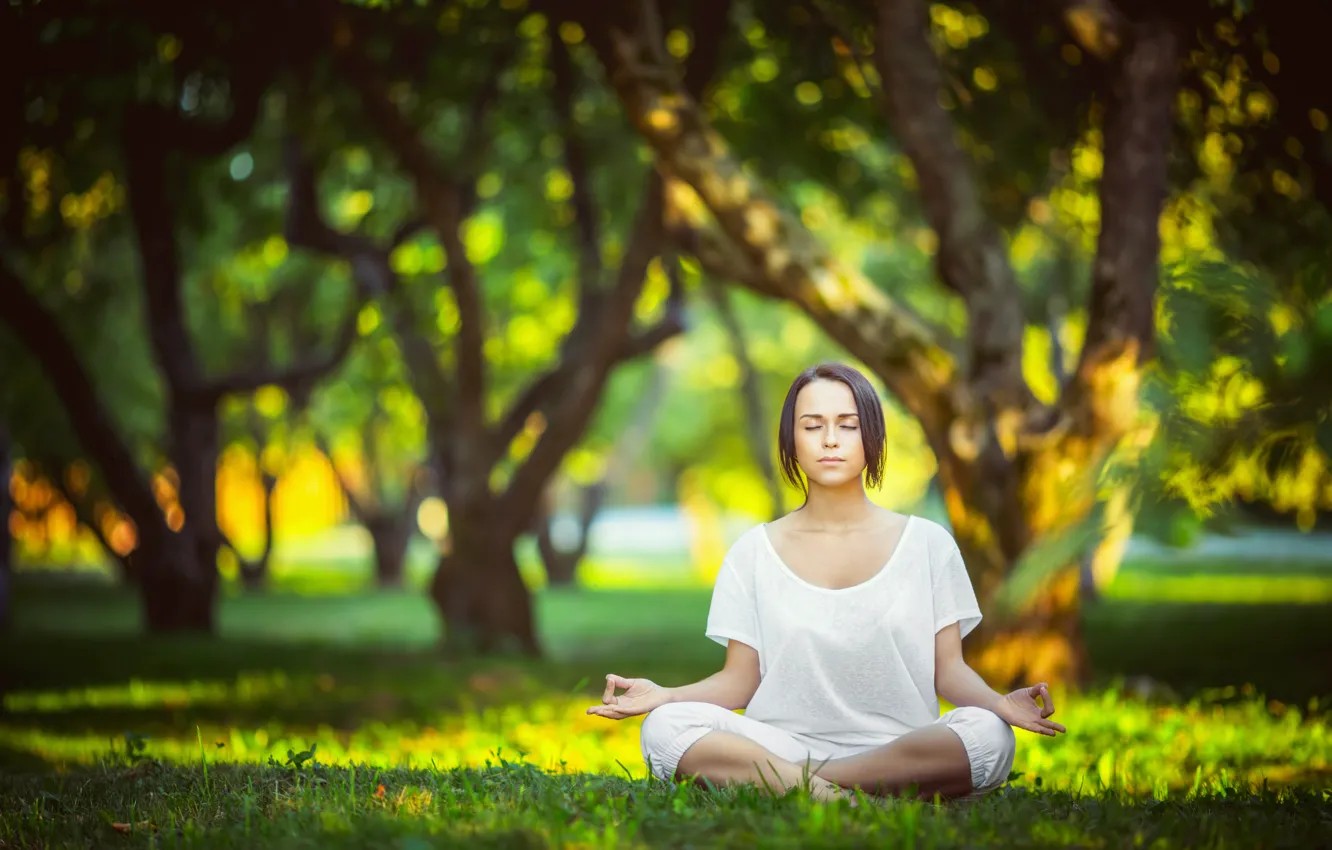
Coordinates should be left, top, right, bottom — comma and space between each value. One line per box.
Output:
798, 413, 860, 420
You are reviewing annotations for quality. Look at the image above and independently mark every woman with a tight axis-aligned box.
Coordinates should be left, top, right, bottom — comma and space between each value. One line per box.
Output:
586, 363, 1066, 802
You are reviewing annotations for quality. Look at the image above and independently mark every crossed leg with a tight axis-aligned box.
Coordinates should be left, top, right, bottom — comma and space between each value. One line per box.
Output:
643, 702, 1014, 802
675, 724, 972, 801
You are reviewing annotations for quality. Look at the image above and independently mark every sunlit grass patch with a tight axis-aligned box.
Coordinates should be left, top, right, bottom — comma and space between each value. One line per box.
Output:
3, 669, 1328, 797
1104, 572, 1332, 604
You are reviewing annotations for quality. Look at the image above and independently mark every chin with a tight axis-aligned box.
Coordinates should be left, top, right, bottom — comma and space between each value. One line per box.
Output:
803, 469, 864, 490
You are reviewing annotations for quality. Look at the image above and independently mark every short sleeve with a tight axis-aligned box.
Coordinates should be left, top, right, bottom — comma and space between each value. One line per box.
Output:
705, 555, 761, 652
931, 532, 983, 639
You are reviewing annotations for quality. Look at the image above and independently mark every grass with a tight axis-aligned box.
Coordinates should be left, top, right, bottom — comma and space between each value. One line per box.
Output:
2, 573, 1331, 848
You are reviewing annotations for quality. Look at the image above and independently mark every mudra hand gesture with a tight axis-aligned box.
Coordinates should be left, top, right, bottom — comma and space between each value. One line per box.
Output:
585, 674, 667, 720
995, 682, 1067, 736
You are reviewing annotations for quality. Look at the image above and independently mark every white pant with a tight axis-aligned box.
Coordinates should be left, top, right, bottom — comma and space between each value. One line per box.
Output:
640, 702, 1017, 795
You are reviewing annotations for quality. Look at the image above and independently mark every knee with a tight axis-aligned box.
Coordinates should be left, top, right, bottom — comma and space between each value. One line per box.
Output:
967, 707, 1017, 757
947, 706, 1017, 791
639, 702, 707, 762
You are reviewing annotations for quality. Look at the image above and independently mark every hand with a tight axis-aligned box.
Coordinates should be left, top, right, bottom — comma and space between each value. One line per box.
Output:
994, 682, 1067, 736
585, 674, 669, 720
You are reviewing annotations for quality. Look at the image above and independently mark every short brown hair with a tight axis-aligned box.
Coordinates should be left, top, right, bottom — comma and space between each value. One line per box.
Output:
777, 363, 886, 493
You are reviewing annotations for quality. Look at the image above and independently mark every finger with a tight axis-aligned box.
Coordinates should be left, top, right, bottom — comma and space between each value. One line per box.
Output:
1039, 684, 1056, 718
602, 675, 615, 705
1030, 716, 1063, 735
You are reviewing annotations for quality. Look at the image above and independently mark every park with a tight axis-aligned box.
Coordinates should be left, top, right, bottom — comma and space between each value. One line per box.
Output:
2, 0, 1331, 846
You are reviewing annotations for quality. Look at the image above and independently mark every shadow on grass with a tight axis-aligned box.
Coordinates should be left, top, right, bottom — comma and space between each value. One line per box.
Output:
3, 579, 1330, 745
1084, 600, 1332, 704
0, 628, 722, 744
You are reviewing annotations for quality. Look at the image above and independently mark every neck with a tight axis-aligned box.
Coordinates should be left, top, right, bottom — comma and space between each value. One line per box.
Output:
796, 480, 876, 530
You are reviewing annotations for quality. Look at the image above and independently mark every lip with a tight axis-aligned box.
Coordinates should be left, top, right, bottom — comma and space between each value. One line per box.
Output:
818, 457, 845, 464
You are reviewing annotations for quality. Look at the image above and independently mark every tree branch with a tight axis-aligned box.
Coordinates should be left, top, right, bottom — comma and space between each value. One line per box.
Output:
0, 262, 171, 556
1053, 0, 1130, 61
550, 33, 604, 299
313, 430, 372, 523
333, 35, 490, 452
390, 216, 429, 250
34, 456, 137, 582
666, 220, 775, 296
497, 175, 668, 531
458, 41, 516, 213
875, 0, 1031, 411
1071, 20, 1177, 392
282, 135, 457, 431
123, 115, 207, 397
197, 301, 362, 403
584, 8, 955, 433
490, 243, 685, 459
680, 0, 733, 100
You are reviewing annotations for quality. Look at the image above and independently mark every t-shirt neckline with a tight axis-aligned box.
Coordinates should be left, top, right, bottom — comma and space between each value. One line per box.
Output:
759, 515, 916, 594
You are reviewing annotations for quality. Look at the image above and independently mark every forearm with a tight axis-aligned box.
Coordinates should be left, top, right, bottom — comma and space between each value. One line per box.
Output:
664, 669, 759, 711
935, 658, 1003, 713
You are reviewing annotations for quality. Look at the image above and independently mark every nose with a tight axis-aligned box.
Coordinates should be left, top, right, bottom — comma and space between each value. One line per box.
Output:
823, 426, 839, 448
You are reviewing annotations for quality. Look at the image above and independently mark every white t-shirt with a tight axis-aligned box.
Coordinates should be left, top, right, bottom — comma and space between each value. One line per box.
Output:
705, 515, 983, 753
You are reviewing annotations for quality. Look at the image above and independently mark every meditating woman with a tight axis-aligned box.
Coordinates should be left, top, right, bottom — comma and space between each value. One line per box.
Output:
585, 363, 1066, 802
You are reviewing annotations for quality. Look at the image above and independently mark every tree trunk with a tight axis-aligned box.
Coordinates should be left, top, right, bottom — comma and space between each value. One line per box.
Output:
152, 401, 222, 628
139, 534, 218, 632
534, 481, 605, 587
368, 514, 413, 589
430, 518, 539, 656
0, 265, 219, 633
239, 466, 277, 591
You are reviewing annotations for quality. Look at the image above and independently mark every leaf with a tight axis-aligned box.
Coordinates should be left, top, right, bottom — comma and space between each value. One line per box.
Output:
993, 505, 1105, 618
111, 820, 154, 834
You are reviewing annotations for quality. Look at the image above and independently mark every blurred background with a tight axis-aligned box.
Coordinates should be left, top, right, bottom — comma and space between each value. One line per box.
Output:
1, 0, 1329, 793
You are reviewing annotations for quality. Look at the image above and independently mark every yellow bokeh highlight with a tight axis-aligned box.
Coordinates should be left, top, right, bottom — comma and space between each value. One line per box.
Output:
416, 497, 449, 541
217, 444, 348, 553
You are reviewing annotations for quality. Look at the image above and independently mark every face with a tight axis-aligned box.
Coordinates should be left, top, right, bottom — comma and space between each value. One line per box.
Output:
792, 379, 866, 491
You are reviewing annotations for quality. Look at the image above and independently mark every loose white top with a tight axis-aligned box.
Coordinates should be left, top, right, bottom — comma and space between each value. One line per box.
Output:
705, 515, 983, 752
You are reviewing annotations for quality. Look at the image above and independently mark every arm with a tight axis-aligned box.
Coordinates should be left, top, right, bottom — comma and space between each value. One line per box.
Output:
934, 622, 1067, 736
663, 639, 761, 710
933, 622, 1004, 712
587, 639, 761, 719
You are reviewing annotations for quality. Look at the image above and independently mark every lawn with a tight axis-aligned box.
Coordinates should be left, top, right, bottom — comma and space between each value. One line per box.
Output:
1, 573, 1330, 848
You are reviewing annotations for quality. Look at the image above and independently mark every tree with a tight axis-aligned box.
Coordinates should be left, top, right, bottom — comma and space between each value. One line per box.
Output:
310, 347, 429, 590
561, 0, 1179, 686
1, 1, 363, 630
274, 3, 724, 653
